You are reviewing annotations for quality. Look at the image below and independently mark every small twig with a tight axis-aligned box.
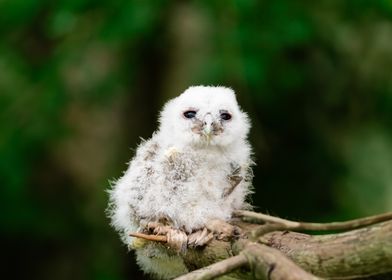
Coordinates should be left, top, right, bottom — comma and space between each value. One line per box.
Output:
251, 224, 289, 239
129, 232, 167, 242
234, 210, 392, 232
174, 254, 248, 280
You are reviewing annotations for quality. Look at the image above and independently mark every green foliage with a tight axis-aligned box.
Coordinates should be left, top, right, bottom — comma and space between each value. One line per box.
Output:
1, 1, 391, 279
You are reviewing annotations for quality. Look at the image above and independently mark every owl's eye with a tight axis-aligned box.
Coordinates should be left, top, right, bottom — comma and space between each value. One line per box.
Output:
220, 112, 232, 121
183, 110, 197, 119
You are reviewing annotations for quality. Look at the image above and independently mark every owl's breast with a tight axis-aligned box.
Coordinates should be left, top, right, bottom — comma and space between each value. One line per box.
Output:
140, 150, 233, 230
161, 149, 230, 193
134, 147, 245, 232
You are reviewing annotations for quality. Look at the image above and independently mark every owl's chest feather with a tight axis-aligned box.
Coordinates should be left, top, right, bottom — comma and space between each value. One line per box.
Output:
161, 148, 230, 192
135, 146, 244, 231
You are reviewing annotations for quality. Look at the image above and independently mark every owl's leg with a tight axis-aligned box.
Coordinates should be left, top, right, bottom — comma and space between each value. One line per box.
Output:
166, 229, 188, 252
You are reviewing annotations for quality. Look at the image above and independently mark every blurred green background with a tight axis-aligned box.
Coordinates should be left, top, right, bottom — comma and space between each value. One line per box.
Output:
1, 0, 392, 279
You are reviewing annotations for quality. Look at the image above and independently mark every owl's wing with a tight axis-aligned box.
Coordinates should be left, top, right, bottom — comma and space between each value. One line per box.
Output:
108, 138, 160, 243
223, 163, 242, 197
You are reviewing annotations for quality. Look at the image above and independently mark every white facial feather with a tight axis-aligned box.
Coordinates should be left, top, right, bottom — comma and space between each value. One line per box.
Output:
108, 85, 254, 279
159, 86, 250, 148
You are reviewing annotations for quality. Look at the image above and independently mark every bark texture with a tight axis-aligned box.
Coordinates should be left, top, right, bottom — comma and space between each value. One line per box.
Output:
176, 219, 392, 279
264, 221, 392, 278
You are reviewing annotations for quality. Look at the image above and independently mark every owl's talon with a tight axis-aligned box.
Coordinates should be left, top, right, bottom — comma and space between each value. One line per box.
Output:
188, 227, 214, 248
196, 232, 214, 247
206, 219, 238, 241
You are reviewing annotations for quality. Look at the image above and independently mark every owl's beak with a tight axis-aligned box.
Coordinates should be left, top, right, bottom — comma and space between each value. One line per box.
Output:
202, 114, 214, 136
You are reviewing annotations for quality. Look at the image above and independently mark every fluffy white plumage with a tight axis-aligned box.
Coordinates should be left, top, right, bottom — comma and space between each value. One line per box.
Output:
108, 86, 253, 279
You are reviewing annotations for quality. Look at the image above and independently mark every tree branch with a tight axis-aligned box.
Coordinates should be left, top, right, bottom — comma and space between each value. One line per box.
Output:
239, 241, 320, 280
263, 221, 392, 279
131, 212, 392, 279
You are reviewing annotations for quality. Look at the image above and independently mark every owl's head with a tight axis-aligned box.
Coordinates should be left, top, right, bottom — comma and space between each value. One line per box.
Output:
159, 86, 250, 148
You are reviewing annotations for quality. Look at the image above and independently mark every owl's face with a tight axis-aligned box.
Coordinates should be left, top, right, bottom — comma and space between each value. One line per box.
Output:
159, 86, 250, 148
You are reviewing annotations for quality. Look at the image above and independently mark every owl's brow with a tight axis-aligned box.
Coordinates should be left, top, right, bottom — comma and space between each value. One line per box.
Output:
184, 107, 198, 111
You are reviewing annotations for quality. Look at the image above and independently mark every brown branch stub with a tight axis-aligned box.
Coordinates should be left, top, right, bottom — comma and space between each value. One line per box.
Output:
129, 232, 167, 242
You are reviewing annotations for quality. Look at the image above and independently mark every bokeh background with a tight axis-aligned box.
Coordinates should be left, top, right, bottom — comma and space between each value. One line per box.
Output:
1, 0, 392, 279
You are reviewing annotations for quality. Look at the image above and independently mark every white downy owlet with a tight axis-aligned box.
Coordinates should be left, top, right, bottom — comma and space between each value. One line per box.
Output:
108, 86, 254, 279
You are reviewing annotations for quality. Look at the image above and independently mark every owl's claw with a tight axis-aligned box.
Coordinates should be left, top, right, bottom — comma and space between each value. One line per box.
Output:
145, 219, 239, 251
188, 227, 214, 248
206, 219, 240, 241
187, 220, 237, 248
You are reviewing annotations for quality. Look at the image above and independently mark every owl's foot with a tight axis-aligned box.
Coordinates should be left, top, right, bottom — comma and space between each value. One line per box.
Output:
166, 229, 188, 252
145, 220, 239, 251
205, 219, 240, 241
187, 227, 214, 248
187, 219, 238, 248
146, 222, 188, 252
